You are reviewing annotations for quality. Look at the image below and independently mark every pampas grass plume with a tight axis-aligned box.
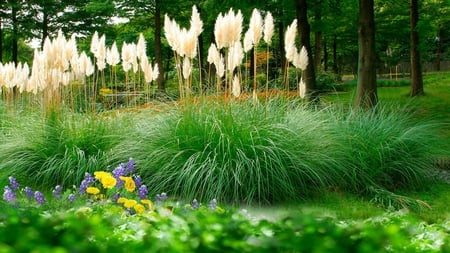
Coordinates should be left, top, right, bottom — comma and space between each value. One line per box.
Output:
190, 5, 203, 37
284, 19, 297, 63
249, 9, 263, 45
263, 12, 274, 45
106, 41, 120, 67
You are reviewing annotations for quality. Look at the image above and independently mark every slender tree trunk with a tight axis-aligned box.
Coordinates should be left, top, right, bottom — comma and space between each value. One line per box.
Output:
296, 0, 318, 102
0, 15, 3, 63
313, 0, 322, 71
354, 0, 377, 109
323, 38, 328, 71
410, 0, 423, 96
41, 10, 48, 49
278, 20, 285, 79
154, 0, 165, 91
435, 28, 442, 71
12, 1, 18, 65
332, 35, 338, 74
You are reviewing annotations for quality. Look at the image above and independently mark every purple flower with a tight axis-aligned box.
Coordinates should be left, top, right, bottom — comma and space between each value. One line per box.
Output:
156, 192, 168, 205
111, 192, 120, 202
68, 193, 76, 203
113, 164, 126, 188
8, 176, 20, 190
3, 186, 16, 203
24, 187, 34, 199
191, 199, 199, 209
52, 185, 63, 199
133, 175, 142, 188
34, 191, 46, 205
79, 173, 95, 194
208, 199, 217, 210
138, 185, 148, 200
126, 158, 135, 173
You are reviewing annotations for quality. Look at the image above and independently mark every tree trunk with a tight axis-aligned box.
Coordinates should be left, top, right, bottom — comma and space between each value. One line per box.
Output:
41, 8, 48, 49
332, 35, 338, 74
323, 38, 328, 71
278, 20, 285, 79
154, 0, 165, 91
0, 15, 3, 63
435, 28, 442, 71
313, 0, 322, 71
12, 1, 18, 65
296, 0, 318, 102
410, 0, 423, 96
354, 0, 377, 109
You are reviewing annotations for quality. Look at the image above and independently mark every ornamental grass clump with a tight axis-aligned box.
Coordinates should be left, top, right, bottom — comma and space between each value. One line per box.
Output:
112, 99, 342, 205
0, 109, 127, 189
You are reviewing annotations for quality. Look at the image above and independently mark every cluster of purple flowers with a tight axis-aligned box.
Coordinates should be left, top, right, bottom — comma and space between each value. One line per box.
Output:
52, 185, 63, 199
111, 158, 137, 189
2, 176, 47, 205
79, 173, 95, 194
2, 160, 221, 214
3, 186, 16, 203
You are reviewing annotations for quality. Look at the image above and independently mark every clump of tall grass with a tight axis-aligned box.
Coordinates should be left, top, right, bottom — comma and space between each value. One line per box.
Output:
0, 109, 127, 189
112, 99, 331, 204
113, 99, 443, 206
332, 106, 443, 192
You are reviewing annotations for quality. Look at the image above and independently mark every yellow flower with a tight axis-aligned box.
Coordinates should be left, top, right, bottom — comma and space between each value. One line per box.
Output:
141, 199, 154, 211
120, 176, 136, 192
123, 199, 137, 209
100, 175, 117, 189
86, 187, 100, 195
133, 204, 145, 214
117, 197, 127, 204
94, 171, 110, 180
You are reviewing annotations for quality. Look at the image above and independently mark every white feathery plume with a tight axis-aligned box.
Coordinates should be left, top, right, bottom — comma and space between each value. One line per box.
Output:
232, 74, 241, 98
106, 41, 120, 66
136, 33, 147, 60
164, 14, 181, 54
249, 9, 263, 45
66, 34, 78, 68
298, 46, 309, 71
284, 19, 297, 63
214, 8, 243, 49
299, 77, 306, 98
141, 57, 153, 83
90, 31, 99, 57
190, 5, 203, 37
263, 11, 274, 45
207, 43, 220, 65
216, 55, 225, 78
227, 41, 244, 72
293, 46, 309, 71
243, 29, 253, 53
179, 28, 198, 58
18, 63, 30, 93
121, 42, 133, 72
96, 34, 106, 70
182, 57, 192, 80
152, 63, 159, 81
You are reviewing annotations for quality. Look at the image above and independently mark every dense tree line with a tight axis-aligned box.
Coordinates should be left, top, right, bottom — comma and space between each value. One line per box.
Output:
0, 0, 449, 106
